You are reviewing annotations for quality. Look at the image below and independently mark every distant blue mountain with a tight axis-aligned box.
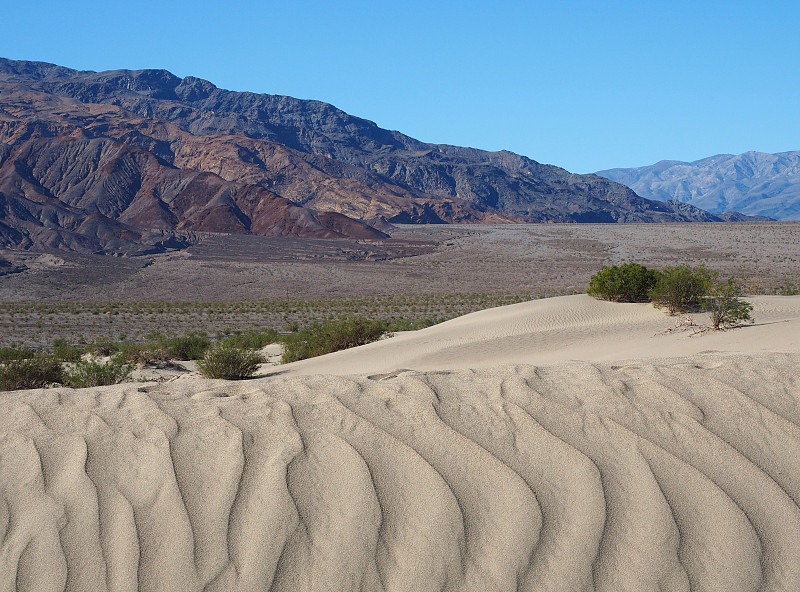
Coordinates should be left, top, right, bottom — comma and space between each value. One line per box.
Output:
597, 151, 800, 220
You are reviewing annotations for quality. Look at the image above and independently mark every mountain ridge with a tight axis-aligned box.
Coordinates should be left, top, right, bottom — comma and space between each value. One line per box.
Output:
597, 150, 800, 220
0, 58, 762, 254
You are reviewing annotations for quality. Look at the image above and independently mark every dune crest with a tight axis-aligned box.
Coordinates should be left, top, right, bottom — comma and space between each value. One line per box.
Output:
2, 349, 800, 591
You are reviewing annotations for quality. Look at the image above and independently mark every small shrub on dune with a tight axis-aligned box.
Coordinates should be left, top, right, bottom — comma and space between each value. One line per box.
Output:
64, 358, 132, 388
649, 263, 715, 314
588, 263, 659, 302
704, 278, 754, 330
197, 344, 261, 379
0, 355, 64, 391
282, 317, 387, 363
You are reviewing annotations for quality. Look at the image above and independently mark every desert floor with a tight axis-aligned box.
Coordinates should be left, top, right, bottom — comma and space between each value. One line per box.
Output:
2, 221, 799, 346
2, 292, 800, 591
1, 222, 799, 303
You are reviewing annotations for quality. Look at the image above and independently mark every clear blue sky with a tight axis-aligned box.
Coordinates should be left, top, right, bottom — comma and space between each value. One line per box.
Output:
3, 1, 799, 173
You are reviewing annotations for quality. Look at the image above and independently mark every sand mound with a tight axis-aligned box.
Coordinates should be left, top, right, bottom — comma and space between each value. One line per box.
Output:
2, 295, 800, 591
282, 294, 800, 376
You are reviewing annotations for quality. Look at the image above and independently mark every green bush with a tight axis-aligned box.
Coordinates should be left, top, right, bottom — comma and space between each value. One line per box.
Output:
197, 344, 261, 379
108, 333, 212, 365
159, 333, 211, 360
382, 317, 440, 331
221, 328, 280, 350
0, 356, 65, 391
51, 338, 84, 362
775, 284, 800, 296
64, 358, 132, 388
0, 346, 38, 363
650, 264, 716, 314
282, 317, 387, 363
704, 278, 754, 329
115, 341, 168, 365
588, 263, 660, 302
88, 337, 120, 357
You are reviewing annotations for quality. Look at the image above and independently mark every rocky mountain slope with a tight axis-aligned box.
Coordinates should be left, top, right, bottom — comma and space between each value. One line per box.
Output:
0, 81, 387, 254
597, 151, 800, 220
0, 58, 752, 253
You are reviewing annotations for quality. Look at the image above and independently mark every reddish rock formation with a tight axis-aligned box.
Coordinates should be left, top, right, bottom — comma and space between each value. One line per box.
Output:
0, 58, 758, 253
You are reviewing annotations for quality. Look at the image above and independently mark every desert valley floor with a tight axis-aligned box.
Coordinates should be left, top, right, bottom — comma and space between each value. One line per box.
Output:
2, 222, 799, 303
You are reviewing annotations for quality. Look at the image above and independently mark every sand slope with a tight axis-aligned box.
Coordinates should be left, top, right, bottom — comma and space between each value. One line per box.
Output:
2, 295, 800, 591
283, 294, 800, 375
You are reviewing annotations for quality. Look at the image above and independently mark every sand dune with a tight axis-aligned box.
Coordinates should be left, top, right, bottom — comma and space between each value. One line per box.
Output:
283, 294, 800, 375
2, 295, 800, 591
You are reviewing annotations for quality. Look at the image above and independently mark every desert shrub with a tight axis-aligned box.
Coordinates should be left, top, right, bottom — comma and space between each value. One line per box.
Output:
383, 317, 441, 331
650, 264, 716, 314
0, 346, 38, 363
282, 317, 387, 363
0, 356, 64, 391
703, 278, 754, 329
197, 344, 261, 379
221, 328, 280, 350
158, 333, 211, 360
116, 341, 168, 365
51, 338, 84, 362
588, 263, 659, 302
775, 284, 800, 296
89, 337, 120, 357
63, 358, 132, 388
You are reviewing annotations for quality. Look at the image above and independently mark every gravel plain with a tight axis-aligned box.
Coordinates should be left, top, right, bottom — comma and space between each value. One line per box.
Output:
1, 222, 798, 346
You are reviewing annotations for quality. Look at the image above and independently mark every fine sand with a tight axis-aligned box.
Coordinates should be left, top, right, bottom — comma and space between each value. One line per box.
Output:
2, 295, 800, 591
281, 294, 800, 376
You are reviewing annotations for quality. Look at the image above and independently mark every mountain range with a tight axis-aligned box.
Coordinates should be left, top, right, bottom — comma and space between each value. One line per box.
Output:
597, 151, 800, 221
0, 58, 763, 254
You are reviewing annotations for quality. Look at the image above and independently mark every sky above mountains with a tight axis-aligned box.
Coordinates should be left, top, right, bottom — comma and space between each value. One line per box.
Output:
3, 1, 799, 173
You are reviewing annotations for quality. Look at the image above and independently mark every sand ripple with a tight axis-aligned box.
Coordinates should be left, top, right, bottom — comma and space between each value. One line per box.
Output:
1, 352, 799, 591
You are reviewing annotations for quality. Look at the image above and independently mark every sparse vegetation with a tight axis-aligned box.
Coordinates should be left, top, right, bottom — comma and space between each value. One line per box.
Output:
63, 358, 132, 388
220, 328, 280, 350
282, 317, 389, 363
650, 264, 716, 314
704, 278, 754, 330
51, 338, 83, 362
381, 317, 441, 332
0, 346, 38, 363
0, 293, 530, 349
775, 284, 800, 296
88, 336, 120, 357
0, 356, 64, 391
588, 263, 659, 302
587, 261, 758, 330
197, 344, 261, 379
115, 341, 168, 366
158, 333, 211, 360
